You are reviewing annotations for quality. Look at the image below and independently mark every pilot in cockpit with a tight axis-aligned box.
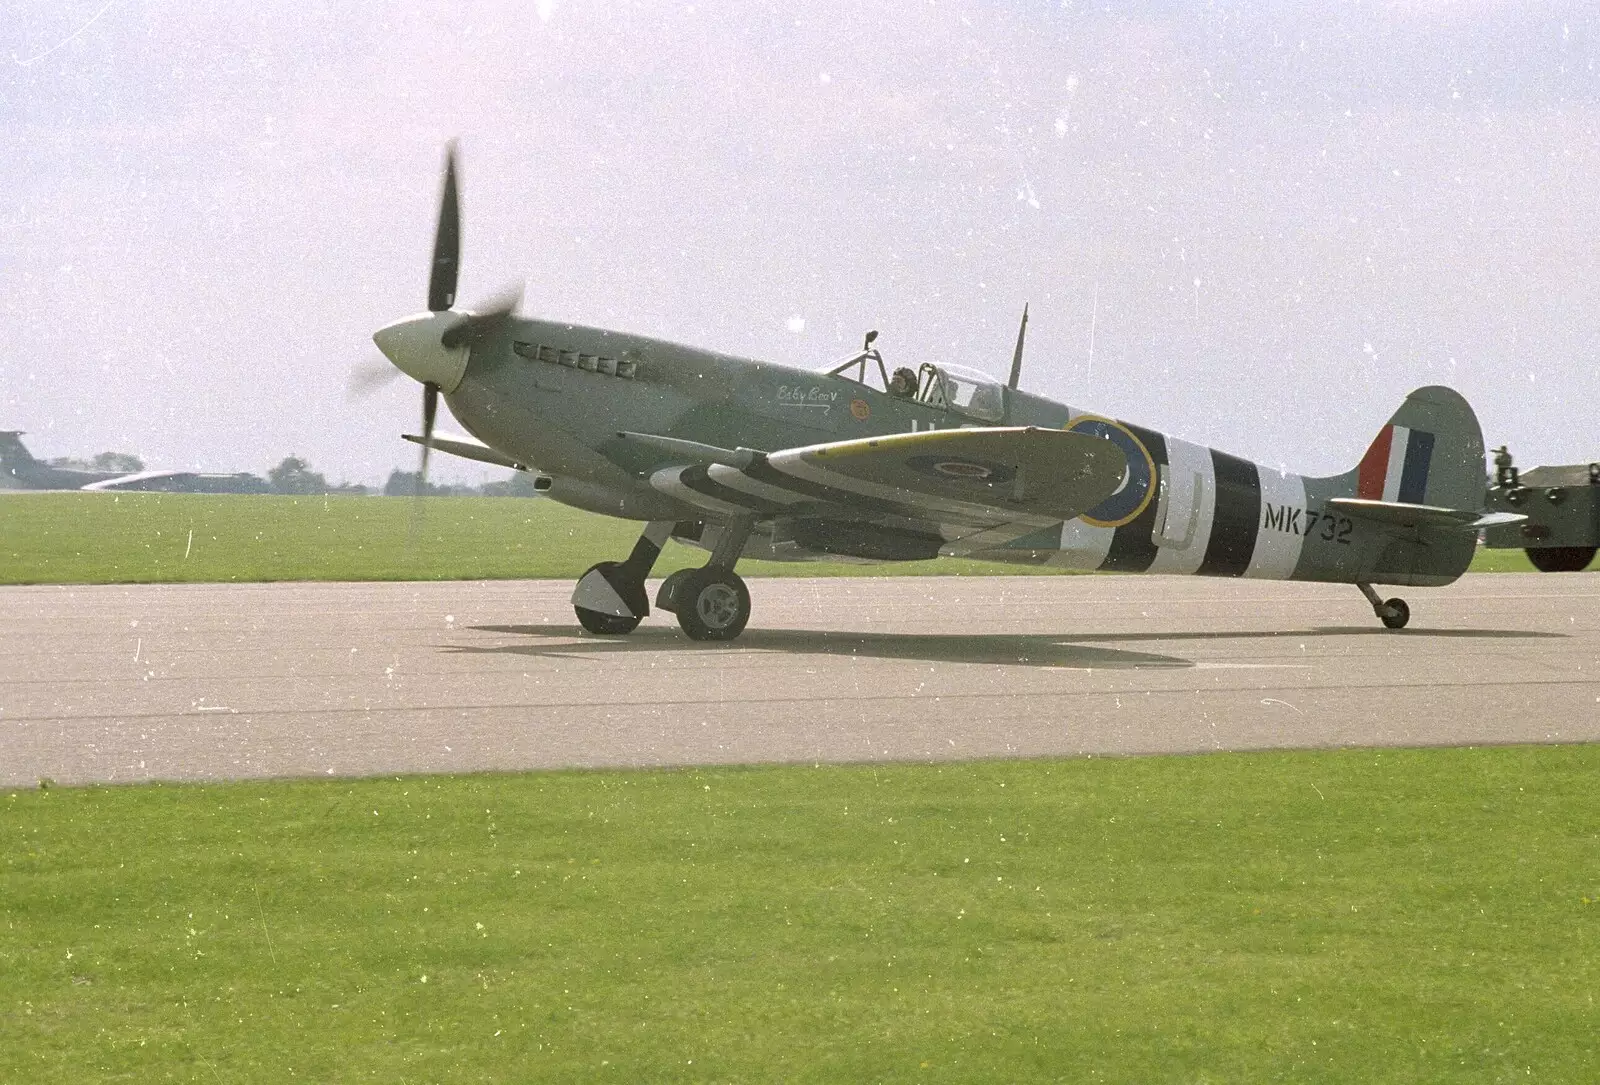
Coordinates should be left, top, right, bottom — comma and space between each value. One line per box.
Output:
888, 367, 918, 398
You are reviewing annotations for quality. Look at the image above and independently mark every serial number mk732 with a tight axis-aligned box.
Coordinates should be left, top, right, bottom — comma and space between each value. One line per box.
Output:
1264, 503, 1353, 545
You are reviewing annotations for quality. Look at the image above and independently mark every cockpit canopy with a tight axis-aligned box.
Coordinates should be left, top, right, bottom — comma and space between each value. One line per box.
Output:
822, 334, 1007, 423
914, 363, 1006, 423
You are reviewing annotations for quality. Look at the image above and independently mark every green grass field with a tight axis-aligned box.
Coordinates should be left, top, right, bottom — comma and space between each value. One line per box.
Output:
2, 494, 1588, 1079
0, 491, 1538, 585
4, 748, 1596, 1083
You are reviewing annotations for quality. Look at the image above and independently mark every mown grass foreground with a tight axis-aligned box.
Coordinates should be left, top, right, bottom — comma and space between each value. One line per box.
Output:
4, 748, 1597, 1083
0, 491, 1537, 584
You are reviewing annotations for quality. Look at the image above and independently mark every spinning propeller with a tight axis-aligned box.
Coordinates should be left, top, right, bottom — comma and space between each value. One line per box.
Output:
371, 142, 522, 496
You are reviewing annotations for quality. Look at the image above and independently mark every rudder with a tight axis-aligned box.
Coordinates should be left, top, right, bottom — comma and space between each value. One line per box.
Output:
1344, 386, 1484, 511
1330, 386, 1485, 586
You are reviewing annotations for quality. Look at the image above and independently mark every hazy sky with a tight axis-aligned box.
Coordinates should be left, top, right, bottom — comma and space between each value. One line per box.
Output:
4, 1, 1597, 485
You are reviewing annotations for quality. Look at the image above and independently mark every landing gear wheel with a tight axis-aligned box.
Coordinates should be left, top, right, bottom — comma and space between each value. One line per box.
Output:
1378, 598, 1410, 630
573, 560, 645, 636
674, 569, 751, 641
1525, 546, 1598, 573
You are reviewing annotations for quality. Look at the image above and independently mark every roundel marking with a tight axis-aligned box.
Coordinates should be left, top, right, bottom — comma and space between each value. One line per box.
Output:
850, 398, 871, 421
1066, 415, 1156, 527
934, 460, 993, 479
905, 454, 1017, 486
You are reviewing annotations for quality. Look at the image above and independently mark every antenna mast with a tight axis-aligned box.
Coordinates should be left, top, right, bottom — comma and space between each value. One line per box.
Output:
1006, 303, 1029, 390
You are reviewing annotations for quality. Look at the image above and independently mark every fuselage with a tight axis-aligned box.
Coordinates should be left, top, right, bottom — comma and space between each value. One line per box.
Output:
437, 317, 1475, 589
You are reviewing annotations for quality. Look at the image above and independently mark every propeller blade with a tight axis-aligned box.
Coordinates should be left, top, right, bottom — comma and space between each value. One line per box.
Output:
473, 280, 523, 322
407, 381, 440, 547
440, 281, 524, 350
427, 143, 460, 312
419, 381, 439, 491
346, 356, 403, 399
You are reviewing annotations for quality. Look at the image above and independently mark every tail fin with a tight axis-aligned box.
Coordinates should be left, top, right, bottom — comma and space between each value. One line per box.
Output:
0, 431, 37, 469
1344, 386, 1484, 511
1325, 387, 1485, 586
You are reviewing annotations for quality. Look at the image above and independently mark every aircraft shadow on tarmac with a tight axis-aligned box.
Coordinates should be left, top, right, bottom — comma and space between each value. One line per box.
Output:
456, 623, 1564, 672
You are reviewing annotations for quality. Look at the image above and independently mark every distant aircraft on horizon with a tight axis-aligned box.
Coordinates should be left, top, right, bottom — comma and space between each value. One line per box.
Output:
0, 432, 268, 494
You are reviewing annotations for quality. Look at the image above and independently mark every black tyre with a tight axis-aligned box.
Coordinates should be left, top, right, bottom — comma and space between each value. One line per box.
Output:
573, 560, 645, 635
575, 607, 641, 635
1380, 597, 1410, 630
1525, 546, 1598, 573
674, 569, 751, 641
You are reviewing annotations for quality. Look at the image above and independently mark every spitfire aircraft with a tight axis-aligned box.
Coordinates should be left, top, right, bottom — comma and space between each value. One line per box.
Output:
371, 147, 1516, 641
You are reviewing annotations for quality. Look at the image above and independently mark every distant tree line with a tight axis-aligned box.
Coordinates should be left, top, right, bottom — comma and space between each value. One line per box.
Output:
49, 451, 145, 473
265, 456, 353, 494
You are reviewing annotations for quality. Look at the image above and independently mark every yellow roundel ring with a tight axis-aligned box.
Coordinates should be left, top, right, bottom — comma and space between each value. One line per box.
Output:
1066, 415, 1157, 528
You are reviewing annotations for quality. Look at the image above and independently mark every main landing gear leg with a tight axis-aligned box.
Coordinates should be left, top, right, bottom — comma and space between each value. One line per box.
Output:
571, 520, 675, 635
656, 517, 753, 642
1357, 581, 1410, 630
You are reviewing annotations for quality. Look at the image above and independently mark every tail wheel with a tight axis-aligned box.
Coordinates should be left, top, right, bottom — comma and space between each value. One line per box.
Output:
1525, 546, 1598, 573
674, 569, 751, 642
1379, 598, 1410, 630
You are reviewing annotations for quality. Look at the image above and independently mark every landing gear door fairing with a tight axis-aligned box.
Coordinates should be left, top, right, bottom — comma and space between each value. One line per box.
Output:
1154, 465, 1205, 550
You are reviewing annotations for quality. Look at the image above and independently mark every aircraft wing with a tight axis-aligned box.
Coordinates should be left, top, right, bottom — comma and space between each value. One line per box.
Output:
1328, 497, 1525, 532
648, 426, 1127, 529
80, 470, 189, 491
402, 433, 524, 470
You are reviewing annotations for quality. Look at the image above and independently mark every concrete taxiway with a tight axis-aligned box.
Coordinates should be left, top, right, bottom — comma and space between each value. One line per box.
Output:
1, 574, 1596, 788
